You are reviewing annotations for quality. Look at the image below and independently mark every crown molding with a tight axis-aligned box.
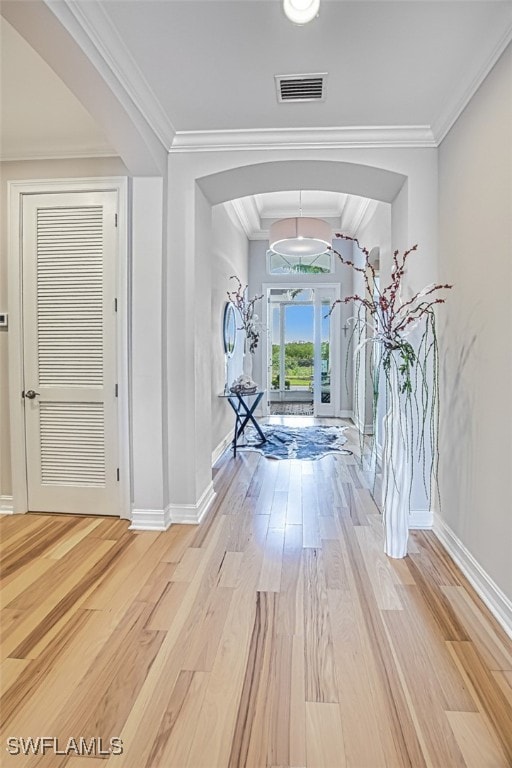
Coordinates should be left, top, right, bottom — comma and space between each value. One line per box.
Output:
229, 197, 262, 239
170, 125, 437, 153
0, 148, 119, 163
339, 195, 375, 238
432, 20, 512, 144
224, 200, 253, 239
53, 0, 176, 151
352, 198, 378, 238
228, 193, 379, 242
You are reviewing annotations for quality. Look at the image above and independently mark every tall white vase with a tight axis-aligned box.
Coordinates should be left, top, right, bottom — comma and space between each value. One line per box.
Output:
381, 361, 412, 558
242, 348, 253, 379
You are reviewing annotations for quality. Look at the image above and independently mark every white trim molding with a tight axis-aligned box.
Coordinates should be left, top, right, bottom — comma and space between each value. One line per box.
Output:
409, 510, 433, 530
129, 507, 171, 531
212, 432, 233, 466
129, 484, 217, 534
432, 21, 512, 144
171, 125, 437, 153
50, 0, 176, 151
0, 149, 119, 163
168, 482, 216, 525
227, 198, 262, 241
351, 411, 374, 436
0, 495, 14, 514
434, 513, 512, 640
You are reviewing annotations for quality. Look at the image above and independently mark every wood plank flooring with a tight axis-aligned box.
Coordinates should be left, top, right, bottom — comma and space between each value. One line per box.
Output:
1, 420, 512, 767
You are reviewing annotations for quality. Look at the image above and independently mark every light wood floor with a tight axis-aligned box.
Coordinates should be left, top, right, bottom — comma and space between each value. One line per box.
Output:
1, 421, 512, 767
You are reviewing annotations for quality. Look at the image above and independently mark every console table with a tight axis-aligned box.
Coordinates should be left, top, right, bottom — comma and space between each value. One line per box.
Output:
219, 390, 267, 457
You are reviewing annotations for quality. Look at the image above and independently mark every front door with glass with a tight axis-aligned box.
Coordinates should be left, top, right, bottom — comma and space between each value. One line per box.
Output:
267, 286, 338, 417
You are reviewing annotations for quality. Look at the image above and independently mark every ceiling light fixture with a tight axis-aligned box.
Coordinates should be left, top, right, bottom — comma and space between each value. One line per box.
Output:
283, 0, 320, 25
269, 192, 331, 258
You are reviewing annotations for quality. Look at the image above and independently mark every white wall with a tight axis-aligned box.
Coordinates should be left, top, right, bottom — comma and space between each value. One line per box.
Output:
165, 156, 219, 515
353, 202, 392, 439
131, 177, 167, 519
438, 42, 512, 601
0, 157, 128, 501
211, 203, 249, 458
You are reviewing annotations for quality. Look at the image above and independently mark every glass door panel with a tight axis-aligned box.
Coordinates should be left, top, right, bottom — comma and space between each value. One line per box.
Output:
267, 286, 338, 417
270, 305, 281, 394
321, 300, 331, 405
313, 292, 335, 416
284, 304, 314, 402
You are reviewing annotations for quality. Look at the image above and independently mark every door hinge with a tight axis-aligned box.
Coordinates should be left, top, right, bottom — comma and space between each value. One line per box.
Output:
115, 383, 118, 398
116, 468, 120, 481
114, 298, 118, 313
114, 213, 118, 227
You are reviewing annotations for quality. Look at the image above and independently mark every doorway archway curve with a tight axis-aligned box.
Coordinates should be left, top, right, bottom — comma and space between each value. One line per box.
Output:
197, 159, 406, 206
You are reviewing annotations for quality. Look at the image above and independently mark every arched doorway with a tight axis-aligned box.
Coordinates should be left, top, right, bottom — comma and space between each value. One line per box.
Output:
163, 157, 410, 522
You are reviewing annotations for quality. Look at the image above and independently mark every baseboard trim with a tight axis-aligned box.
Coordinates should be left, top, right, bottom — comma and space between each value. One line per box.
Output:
409, 509, 433, 529
129, 507, 171, 531
130, 482, 217, 531
351, 412, 374, 435
434, 513, 512, 640
339, 409, 353, 419
212, 431, 233, 466
168, 482, 216, 525
0, 495, 14, 514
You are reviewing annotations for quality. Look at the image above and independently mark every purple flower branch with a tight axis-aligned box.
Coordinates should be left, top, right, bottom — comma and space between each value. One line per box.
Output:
227, 276, 263, 354
329, 235, 452, 346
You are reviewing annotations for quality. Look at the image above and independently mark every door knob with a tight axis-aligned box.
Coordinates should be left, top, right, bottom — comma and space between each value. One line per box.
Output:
25, 390, 40, 399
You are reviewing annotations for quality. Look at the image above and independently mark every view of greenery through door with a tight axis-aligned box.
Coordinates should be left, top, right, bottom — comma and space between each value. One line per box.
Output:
272, 340, 311, 389
268, 287, 336, 416
271, 340, 330, 391
271, 302, 314, 397
272, 303, 314, 392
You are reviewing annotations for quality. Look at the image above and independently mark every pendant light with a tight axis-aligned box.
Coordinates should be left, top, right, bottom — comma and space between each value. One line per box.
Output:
283, 0, 320, 25
269, 192, 331, 258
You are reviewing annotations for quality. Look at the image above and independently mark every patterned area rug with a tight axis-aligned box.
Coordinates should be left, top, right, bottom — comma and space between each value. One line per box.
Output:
241, 424, 351, 460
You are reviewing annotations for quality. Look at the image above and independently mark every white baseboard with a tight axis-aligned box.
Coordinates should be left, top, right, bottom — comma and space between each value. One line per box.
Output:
168, 482, 216, 525
351, 412, 374, 435
409, 509, 433, 529
129, 506, 171, 531
434, 513, 512, 640
212, 431, 233, 466
130, 482, 216, 530
0, 495, 14, 514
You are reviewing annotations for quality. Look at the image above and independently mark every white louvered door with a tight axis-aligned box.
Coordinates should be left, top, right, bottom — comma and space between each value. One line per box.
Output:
22, 192, 118, 515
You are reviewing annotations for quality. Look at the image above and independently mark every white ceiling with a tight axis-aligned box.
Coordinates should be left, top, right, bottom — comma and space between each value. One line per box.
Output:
228, 190, 379, 239
1, 0, 511, 237
100, 0, 512, 136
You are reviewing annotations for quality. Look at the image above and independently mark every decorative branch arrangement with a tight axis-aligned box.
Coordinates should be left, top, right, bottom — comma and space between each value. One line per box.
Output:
329, 234, 452, 546
329, 234, 452, 394
227, 276, 263, 353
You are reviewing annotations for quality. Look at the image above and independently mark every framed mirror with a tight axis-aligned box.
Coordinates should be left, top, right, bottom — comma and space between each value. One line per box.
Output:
223, 301, 237, 357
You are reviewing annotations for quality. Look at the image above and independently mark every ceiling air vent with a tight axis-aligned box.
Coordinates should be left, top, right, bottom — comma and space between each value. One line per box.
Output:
275, 73, 327, 103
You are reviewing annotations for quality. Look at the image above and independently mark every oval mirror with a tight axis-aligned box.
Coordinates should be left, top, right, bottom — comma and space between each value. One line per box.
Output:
223, 302, 237, 357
